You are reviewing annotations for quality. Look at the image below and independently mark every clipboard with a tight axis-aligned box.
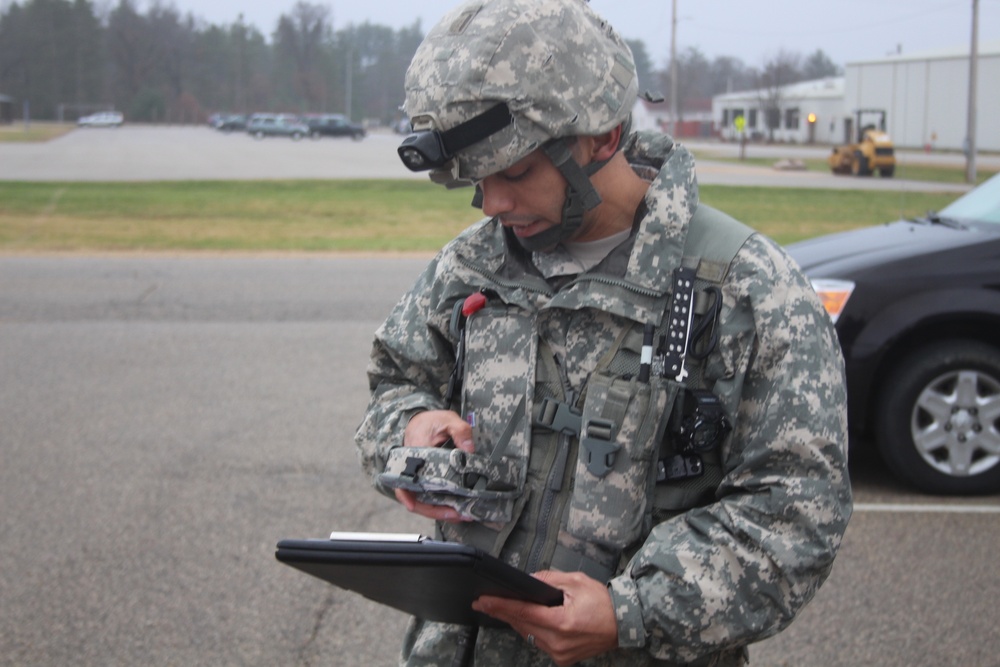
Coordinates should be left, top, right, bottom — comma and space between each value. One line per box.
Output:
275, 532, 563, 627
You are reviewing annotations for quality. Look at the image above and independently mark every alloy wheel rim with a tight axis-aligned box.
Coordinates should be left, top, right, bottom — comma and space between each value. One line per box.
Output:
911, 369, 1000, 477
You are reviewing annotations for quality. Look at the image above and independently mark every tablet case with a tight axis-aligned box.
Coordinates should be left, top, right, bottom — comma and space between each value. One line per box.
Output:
275, 534, 563, 627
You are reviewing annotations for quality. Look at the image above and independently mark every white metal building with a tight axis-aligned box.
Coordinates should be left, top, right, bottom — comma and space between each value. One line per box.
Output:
842, 42, 1000, 152
712, 42, 1000, 152
712, 77, 845, 145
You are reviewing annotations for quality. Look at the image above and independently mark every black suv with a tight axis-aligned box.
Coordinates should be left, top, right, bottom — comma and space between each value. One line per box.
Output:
788, 173, 1000, 495
305, 114, 366, 140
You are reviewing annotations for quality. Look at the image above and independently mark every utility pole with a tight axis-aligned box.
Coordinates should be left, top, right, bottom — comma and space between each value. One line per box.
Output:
965, 0, 979, 184
670, 0, 678, 138
236, 13, 246, 113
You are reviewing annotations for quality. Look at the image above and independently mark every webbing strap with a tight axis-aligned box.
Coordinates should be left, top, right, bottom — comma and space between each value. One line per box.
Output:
440, 103, 513, 156
473, 397, 526, 491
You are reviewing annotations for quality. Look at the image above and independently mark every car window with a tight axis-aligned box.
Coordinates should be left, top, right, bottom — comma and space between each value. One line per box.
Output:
939, 173, 1000, 224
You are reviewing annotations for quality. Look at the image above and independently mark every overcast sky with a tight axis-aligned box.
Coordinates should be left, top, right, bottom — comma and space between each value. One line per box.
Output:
165, 0, 998, 68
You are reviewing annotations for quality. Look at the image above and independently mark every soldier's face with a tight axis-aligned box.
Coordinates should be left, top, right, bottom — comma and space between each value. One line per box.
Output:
479, 149, 568, 248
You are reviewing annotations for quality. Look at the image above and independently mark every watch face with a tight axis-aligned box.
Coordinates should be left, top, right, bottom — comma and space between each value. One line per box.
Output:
675, 390, 732, 453
682, 411, 732, 453
689, 419, 716, 451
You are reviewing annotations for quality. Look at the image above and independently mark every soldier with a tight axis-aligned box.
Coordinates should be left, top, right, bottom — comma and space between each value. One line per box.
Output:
355, 0, 852, 665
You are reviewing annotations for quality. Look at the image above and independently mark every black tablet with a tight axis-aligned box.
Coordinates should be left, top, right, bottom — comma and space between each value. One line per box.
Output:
275, 532, 563, 627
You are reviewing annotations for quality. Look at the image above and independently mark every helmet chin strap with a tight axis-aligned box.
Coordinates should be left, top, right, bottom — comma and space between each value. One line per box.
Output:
471, 118, 632, 253
514, 138, 608, 252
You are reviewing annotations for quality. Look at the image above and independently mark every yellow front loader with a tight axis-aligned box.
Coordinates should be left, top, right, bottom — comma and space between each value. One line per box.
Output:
829, 109, 896, 178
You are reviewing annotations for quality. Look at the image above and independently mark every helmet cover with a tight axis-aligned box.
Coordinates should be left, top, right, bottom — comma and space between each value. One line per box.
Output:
404, 0, 638, 186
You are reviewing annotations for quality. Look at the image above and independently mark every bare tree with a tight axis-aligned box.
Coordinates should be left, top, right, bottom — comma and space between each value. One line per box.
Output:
802, 49, 841, 80
0, 0, 107, 119
107, 0, 159, 115
656, 46, 712, 126
709, 56, 757, 95
274, 1, 332, 110
0, 0, 426, 124
756, 49, 801, 142
625, 38, 655, 96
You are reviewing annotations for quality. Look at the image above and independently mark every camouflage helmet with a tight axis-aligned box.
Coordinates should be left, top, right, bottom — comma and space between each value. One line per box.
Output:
399, 0, 638, 188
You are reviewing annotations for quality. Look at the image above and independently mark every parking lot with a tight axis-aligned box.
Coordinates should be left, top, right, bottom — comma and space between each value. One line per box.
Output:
2, 123, 992, 190
2, 127, 999, 666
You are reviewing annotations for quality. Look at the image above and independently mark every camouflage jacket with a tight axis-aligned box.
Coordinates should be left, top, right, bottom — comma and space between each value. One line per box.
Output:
355, 132, 852, 666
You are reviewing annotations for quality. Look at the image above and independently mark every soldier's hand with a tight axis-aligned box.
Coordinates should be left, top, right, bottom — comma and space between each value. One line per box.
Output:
393, 487, 476, 523
396, 410, 476, 523
404, 409, 474, 451
472, 570, 618, 666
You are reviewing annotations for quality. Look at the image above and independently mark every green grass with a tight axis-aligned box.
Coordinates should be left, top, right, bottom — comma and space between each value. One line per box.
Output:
0, 179, 964, 252
699, 186, 956, 244
0, 181, 482, 252
0, 122, 75, 143
694, 151, 997, 186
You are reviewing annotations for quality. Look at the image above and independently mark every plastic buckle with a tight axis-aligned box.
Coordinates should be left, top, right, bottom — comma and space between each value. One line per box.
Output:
402, 456, 426, 479
536, 397, 582, 437
581, 418, 620, 478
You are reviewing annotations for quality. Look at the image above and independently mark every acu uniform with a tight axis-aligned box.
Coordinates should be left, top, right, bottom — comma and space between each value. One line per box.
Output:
355, 131, 853, 666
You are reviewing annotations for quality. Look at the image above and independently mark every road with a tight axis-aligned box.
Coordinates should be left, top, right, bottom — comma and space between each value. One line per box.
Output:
2, 256, 999, 667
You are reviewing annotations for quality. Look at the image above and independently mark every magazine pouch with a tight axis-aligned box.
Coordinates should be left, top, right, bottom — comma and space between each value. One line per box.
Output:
567, 365, 677, 548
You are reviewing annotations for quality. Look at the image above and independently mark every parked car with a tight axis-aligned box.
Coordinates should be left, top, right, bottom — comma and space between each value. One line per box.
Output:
305, 114, 366, 140
788, 172, 1000, 495
215, 114, 247, 132
78, 111, 124, 127
246, 113, 309, 140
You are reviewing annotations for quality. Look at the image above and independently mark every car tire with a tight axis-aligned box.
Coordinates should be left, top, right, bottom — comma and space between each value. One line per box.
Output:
875, 340, 1000, 495
253, 131, 265, 140
292, 131, 304, 141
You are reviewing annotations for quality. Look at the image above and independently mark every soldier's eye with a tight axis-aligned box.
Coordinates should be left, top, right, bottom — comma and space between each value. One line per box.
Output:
503, 166, 531, 182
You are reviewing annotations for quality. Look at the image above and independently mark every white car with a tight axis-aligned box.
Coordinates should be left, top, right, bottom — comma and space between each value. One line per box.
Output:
78, 111, 124, 127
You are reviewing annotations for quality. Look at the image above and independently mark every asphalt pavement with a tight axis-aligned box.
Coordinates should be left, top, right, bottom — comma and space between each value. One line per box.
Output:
2, 127, 1000, 666
3, 256, 999, 667
0, 256, 427, 666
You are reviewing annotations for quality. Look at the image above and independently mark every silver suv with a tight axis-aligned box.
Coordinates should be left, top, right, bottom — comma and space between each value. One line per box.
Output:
246, 113, 309, 140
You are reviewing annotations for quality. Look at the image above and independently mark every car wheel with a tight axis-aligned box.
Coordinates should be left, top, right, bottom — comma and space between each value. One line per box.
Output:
352, 132, 365, 141
253, 131, 265, 140
291, 131, 304, 141
875, 340, 1000, 495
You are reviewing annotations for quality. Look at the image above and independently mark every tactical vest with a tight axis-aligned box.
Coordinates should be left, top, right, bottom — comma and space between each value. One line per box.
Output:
380, 204, 755, 584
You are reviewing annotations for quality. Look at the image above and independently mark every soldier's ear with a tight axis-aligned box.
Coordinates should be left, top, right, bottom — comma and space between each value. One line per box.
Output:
589, 125, 623, 162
